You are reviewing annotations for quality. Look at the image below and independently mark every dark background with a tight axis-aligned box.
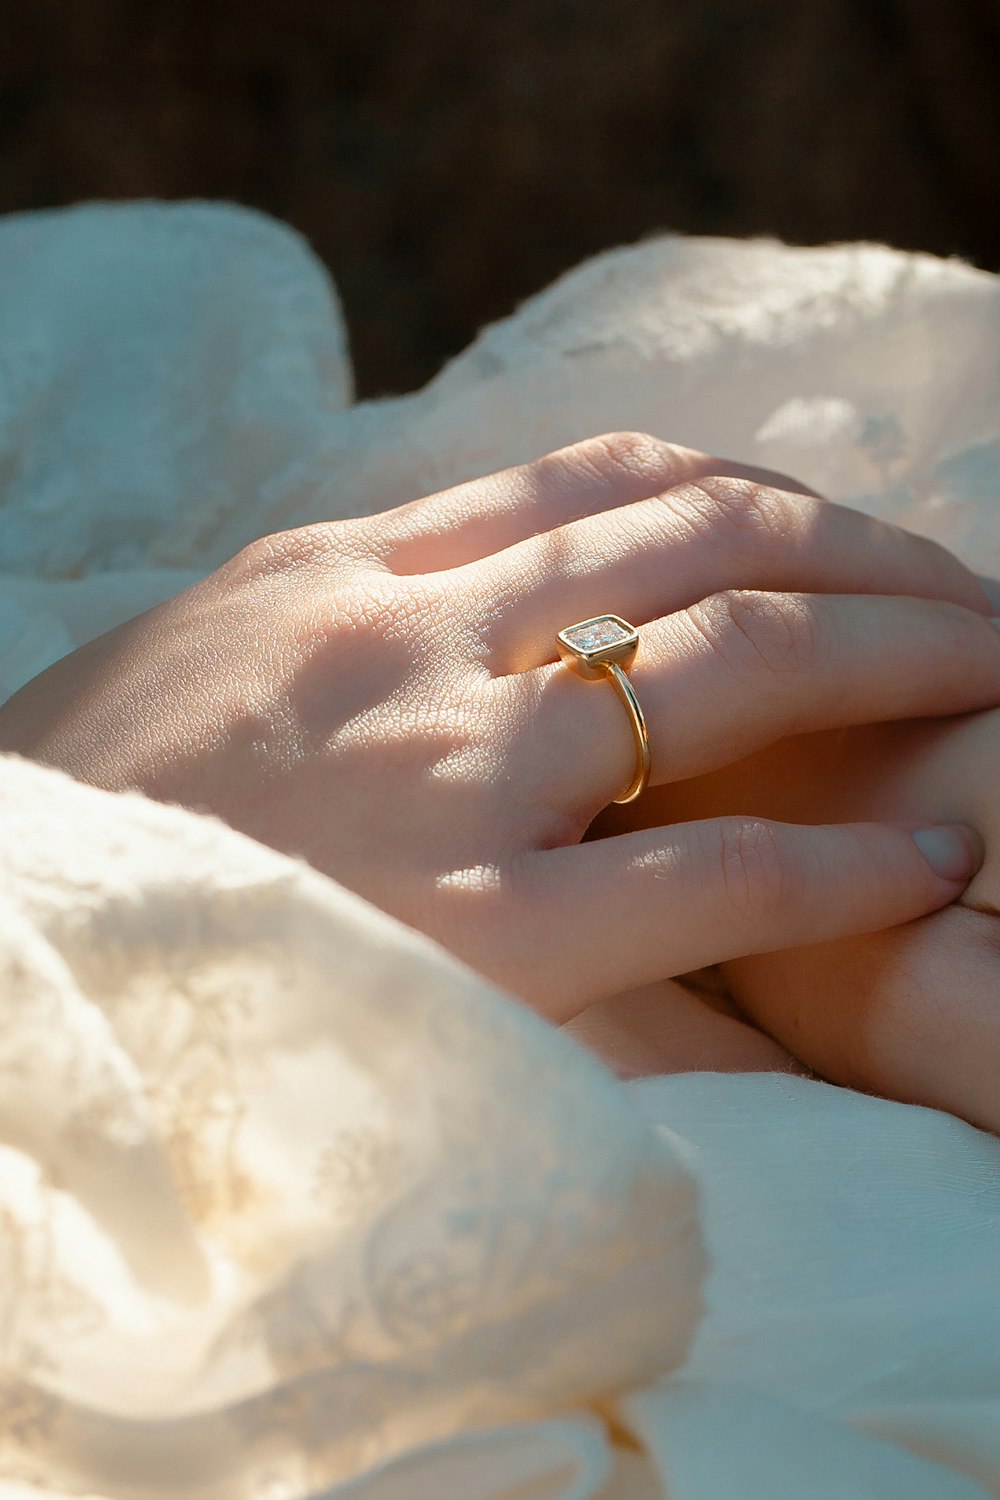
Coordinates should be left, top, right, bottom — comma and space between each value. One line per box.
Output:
3, 0, 998, 396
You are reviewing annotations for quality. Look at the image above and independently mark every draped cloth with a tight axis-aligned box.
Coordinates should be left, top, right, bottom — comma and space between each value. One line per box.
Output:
1, 202, 999, 1498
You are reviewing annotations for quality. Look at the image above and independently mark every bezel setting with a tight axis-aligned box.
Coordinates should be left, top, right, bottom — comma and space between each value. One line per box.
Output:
556, 614, 639, 679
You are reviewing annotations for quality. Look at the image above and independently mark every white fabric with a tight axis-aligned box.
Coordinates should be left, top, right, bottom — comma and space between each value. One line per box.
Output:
0, 201, 999, 1497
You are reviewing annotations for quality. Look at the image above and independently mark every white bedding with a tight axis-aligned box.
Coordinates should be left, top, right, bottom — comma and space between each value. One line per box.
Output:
0, 202, 999, 1498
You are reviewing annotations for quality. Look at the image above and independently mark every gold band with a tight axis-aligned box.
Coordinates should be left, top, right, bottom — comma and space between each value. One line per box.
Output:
603, 660, 651, 803
555, 614, 651, 805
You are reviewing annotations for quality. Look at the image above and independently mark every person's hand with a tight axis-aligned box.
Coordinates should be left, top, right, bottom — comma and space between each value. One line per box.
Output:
613, 709, 1000, 1131
2, 432, 999, 1023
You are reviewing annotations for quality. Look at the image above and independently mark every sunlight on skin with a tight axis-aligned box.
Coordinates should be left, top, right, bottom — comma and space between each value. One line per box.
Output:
434, 864, 505, 894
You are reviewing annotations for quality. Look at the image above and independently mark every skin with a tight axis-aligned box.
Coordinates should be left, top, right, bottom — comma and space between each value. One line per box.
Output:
576, 709, 1000, 1134
1, 431, 999, 1056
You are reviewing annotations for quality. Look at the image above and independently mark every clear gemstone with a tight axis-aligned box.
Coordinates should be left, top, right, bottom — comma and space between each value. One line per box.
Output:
563, 616, 630, 653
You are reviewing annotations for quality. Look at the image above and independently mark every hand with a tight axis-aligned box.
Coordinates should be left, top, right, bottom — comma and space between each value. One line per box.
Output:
2, 432, 999, 1023
622, 710, 1000, 1130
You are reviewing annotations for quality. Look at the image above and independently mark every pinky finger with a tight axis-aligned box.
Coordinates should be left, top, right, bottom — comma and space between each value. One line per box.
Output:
516, 818, 983, 1021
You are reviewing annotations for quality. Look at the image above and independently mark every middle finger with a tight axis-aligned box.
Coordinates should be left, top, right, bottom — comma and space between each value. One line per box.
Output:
460, 475, 991, 672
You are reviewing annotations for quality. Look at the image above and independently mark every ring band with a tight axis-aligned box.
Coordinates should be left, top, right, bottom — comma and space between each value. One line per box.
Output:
556, 614, 651, 804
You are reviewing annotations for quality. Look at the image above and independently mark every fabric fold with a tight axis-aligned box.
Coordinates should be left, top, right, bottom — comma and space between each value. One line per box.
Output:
0, 754, 701, 1495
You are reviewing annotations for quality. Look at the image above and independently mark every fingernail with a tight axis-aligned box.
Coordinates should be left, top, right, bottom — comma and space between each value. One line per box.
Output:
912, 823, 984, 882
977, 574, 1000, 613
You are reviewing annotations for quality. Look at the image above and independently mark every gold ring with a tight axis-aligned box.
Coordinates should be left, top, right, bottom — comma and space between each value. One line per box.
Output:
556, 614, 651, 804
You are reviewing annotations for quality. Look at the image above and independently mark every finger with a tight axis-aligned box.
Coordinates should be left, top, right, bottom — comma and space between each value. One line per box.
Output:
358, 431, 817, 574
505, 818, 982, 1021
468, 477, 995, 669
525, 592, 1000, 808
563, 978, 804, 1078
723, 902, 1000, 1135
978, 574, 1000, 612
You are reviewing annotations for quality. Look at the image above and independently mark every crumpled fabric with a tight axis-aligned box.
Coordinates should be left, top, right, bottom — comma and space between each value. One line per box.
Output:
0, 201, 999, 1498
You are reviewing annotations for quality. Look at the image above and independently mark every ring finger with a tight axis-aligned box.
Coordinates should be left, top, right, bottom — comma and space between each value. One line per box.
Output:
515, 590, 1000, 809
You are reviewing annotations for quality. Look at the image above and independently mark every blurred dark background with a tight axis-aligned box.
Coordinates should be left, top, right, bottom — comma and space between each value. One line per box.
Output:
3, 0, 999, 396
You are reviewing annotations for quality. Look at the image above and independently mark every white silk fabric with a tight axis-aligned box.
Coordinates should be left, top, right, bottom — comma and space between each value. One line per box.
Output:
1, 203, 1000, 1498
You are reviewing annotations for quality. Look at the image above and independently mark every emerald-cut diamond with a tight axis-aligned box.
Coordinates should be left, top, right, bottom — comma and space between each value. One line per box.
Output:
562, 616, 631, 653
557, 614, 638, 677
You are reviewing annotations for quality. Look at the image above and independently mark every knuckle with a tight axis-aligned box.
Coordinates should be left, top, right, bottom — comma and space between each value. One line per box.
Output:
573, 429, 678, 484
682, 474, 800, 549
691, 589, 821, 678
712, 817, 789, 926
229, 523, 343, 579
